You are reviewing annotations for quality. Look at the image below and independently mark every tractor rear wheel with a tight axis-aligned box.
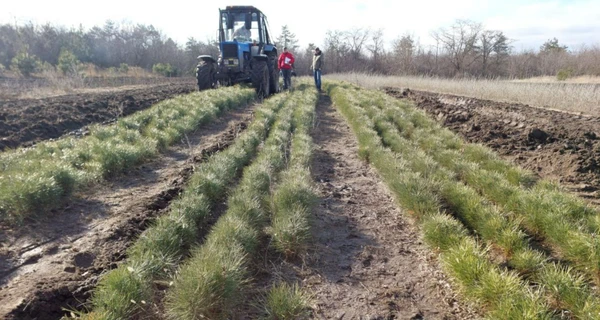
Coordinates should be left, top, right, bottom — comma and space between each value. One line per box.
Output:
251, 60, 270, 98
269, 57, 280, 94
196, 62, 215, 91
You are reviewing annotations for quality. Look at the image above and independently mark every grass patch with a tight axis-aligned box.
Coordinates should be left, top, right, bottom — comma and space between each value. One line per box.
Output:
86, 266, 151, 320
0, 87, 255, 223
261, 282, 312, 320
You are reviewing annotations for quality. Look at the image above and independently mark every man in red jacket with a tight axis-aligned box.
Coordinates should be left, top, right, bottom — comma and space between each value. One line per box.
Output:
278, 47, 295, 90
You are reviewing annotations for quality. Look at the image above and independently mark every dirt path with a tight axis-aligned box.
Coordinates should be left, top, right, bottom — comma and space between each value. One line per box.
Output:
294, 94, 477, 319
0, 104, 255, 319
386, 88, 600, 204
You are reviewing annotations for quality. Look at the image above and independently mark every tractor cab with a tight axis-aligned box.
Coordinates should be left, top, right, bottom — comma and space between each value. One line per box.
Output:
219, 6, 274, 48
196, 6, 280, 97
221, 11, 257, 43
217, 7, 276, 74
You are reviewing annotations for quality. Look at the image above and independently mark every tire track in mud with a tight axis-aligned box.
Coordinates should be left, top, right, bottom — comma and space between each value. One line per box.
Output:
386, 88, 600, 204
0, 104, 255, 320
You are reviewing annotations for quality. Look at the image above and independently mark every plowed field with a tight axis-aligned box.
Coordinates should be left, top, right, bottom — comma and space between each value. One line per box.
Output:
386, 88, 600, 204
1, 81, 598, 319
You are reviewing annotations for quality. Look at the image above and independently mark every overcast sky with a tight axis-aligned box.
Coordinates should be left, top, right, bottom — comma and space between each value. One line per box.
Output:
2, 0, 599, 52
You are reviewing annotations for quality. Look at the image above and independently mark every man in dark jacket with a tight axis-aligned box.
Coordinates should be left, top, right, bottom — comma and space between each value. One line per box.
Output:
278, 47, 295, 90
311, 47, 324, 92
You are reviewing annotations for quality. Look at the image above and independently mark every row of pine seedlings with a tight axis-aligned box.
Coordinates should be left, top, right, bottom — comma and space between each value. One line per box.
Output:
76, 83, 317, 319
166, 86, 317, 319
0, 87, 255, 224
326, 81, 600, 319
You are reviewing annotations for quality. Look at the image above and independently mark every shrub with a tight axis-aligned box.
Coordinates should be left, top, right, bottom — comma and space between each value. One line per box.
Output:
556, 68, 573, 81
118, 63, 129, 74
10, 51, 41, 77
263, 283, 311, 319
58, 49, 80, 75
152, 63, 178, 77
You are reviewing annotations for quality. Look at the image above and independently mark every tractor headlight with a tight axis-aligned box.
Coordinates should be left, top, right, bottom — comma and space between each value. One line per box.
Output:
226, 58, 239, 66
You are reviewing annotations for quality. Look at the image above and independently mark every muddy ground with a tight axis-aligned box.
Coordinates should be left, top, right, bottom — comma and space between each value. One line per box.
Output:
386, 88, 600, 204
0, 81, 196, 151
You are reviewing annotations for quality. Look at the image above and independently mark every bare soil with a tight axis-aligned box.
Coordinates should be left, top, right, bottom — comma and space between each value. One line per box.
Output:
302, 94, 478, 319
0, 103, 255, 319
0, 81, 196, 151
386, 88, 600, 204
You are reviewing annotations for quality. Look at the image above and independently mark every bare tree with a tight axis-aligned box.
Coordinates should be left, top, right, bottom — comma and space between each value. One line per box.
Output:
574, 44, 600, 75
293, 43, 316, 76
324, 30, 350, 73
392, 34, 415, 74
538, 37, 570, 75
480, 30, 511, 77
366, 28, 385, 73
507, 50, 540, 78
344, 27, 370, 69
432, 19, 482, 76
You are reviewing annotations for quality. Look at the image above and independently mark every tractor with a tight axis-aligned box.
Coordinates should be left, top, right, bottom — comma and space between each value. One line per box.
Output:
196, 6, 279, 97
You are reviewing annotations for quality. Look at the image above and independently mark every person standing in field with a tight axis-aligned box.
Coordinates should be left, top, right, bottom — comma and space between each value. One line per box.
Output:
278, 46, 295, 90
311, 47, 324, 92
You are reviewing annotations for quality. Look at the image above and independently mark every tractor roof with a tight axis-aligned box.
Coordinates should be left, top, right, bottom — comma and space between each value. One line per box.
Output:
224, 6, 262, 13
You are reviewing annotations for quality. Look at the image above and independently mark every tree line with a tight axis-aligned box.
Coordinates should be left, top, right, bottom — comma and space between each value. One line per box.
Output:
1, 20, 599, 79
0, 21, 207, 77
320, 20, 600, 78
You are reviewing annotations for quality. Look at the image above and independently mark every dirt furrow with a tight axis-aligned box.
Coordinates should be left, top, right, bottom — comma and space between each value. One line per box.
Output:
300, 94, 477, 319
0, 104, 255, 320
0, 81, 196, 151
386, 88, 600, 204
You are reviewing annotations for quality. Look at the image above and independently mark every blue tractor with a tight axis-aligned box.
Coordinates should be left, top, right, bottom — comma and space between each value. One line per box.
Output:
196, 6, 279, 97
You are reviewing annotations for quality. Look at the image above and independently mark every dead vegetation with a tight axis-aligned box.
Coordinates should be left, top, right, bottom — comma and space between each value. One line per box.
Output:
330, 73, 600, 115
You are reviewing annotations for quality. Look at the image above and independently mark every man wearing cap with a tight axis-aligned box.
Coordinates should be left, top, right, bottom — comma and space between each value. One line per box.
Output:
278, 47, 295, 90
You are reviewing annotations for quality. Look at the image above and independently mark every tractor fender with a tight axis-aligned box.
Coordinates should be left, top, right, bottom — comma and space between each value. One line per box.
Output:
197, 55, 216, 63
252, 54, 269, 62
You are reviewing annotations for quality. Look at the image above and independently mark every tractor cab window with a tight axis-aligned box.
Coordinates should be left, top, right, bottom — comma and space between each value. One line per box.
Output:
223, 12, 259, 43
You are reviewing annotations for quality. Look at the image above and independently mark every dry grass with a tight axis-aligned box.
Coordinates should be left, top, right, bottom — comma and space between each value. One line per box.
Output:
329, 73, 600, 116
0, 66, 182, 100
78, 63, 157, 78
512, 75, 600, 84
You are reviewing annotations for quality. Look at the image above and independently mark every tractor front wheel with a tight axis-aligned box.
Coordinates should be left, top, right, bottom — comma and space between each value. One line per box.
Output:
251, 60, 270, 98
196, 62, 215, 91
